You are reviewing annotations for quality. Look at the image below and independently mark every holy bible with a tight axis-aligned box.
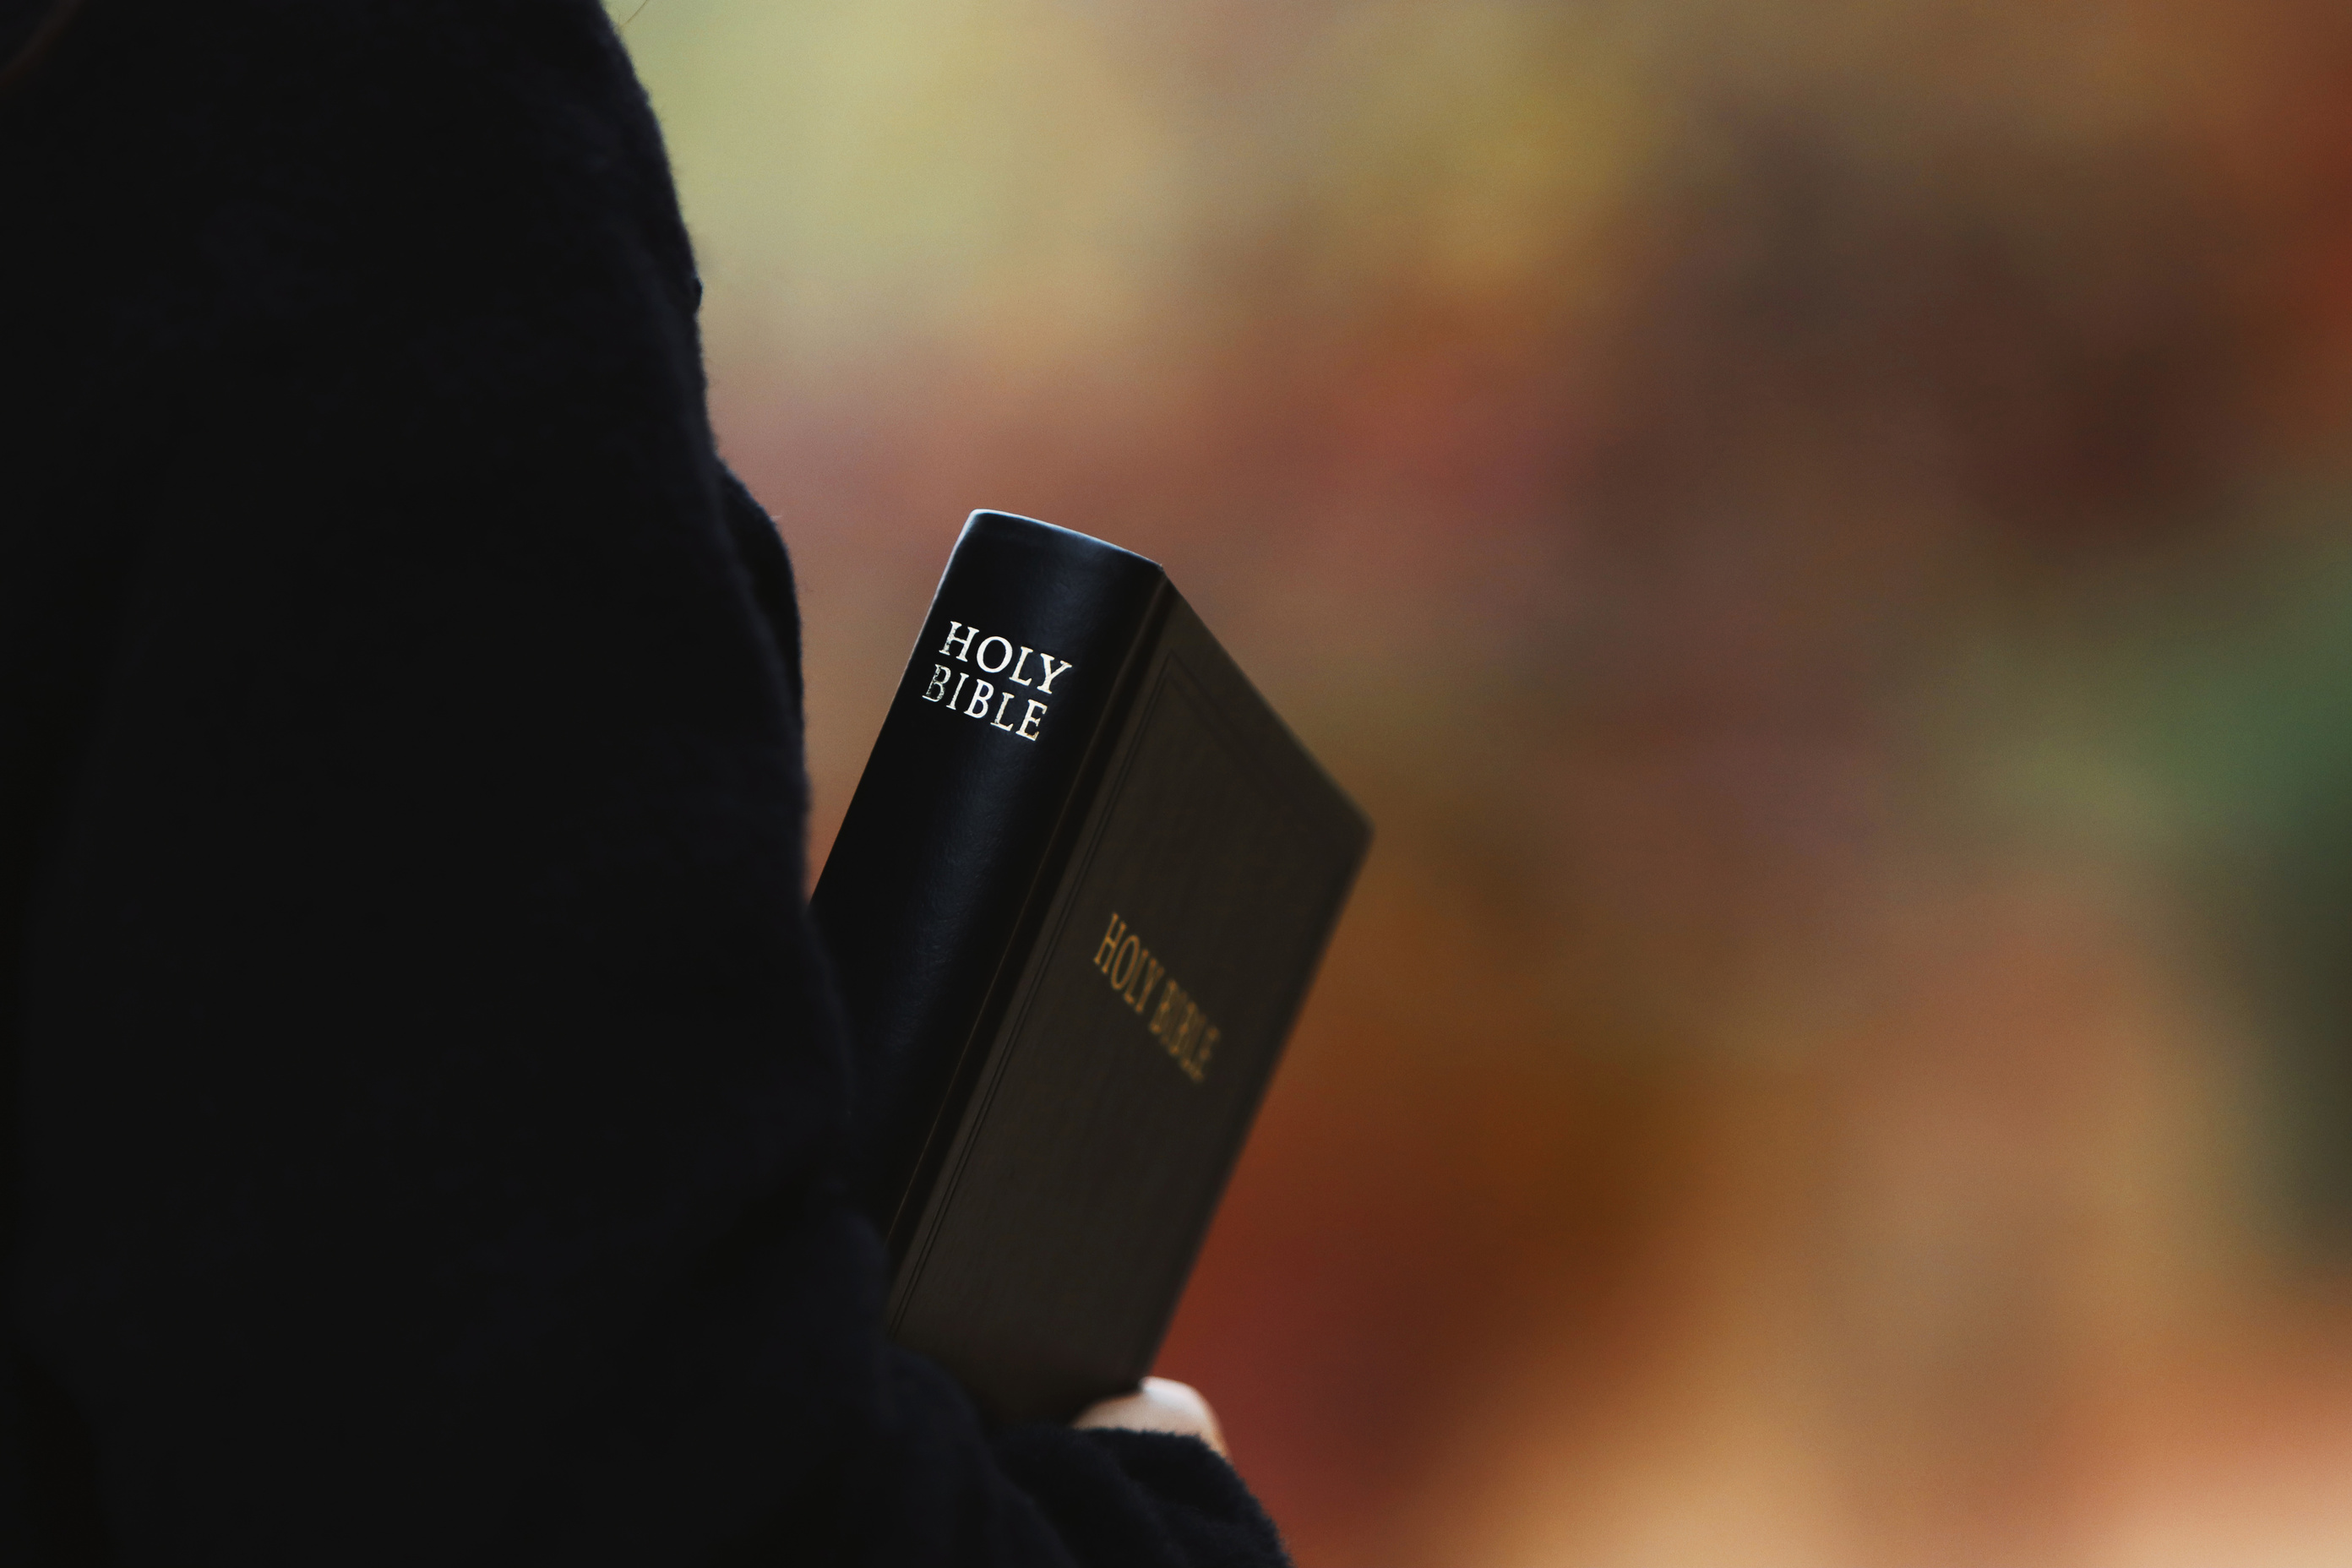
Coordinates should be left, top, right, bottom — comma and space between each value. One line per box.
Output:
811, 509, 1369, 1424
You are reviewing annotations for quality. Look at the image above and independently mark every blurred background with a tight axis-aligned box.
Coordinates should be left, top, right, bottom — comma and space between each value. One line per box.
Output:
612, 2, 2352, 1561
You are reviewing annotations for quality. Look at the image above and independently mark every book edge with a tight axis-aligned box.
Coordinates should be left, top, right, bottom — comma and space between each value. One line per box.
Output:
874, 572, 1180, 1263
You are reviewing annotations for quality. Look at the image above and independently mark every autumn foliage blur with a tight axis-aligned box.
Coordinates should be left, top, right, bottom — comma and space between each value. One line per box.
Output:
618, 1, 2352, 1561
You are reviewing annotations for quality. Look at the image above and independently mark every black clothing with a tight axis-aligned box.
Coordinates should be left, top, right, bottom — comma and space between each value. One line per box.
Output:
0, 2, 1285, 1562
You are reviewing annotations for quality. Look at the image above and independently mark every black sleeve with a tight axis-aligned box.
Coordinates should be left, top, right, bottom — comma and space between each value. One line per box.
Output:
0, 2, 1286, 1563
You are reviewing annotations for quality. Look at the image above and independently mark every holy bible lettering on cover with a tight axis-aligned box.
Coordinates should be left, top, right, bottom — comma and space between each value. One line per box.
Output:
812, 509, 1369, 1424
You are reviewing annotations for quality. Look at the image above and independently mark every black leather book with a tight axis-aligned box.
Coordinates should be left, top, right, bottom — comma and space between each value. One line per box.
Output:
812, 510, 1369, 1424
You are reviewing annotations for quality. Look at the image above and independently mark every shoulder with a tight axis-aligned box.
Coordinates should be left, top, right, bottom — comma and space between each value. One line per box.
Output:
5, 0, 706, 487
16, 0, 695, 320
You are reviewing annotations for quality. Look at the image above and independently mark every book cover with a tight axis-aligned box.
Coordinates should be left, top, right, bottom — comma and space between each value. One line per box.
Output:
812, 510, 1369, 1423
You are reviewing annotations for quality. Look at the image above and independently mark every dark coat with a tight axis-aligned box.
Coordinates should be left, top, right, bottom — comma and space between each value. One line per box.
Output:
0, 2, 1286, 1562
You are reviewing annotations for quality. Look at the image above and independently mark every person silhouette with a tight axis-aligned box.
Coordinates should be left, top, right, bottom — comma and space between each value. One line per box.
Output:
0, 2, 1275, 1561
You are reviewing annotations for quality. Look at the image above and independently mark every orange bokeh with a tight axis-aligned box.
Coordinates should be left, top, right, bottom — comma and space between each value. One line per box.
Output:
622, 0, 2352, 1559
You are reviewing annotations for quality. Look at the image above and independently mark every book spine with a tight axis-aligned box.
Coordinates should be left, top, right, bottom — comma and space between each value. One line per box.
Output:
810, 510, 1168, 1249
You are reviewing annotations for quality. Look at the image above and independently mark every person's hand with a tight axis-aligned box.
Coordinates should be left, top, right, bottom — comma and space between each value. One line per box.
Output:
1071, 1376, 1228, 1456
